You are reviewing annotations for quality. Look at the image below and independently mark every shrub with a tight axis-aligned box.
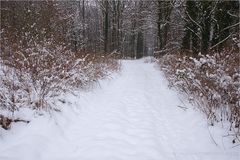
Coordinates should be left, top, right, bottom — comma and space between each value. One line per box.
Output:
159, 50, 240, 143
0, 39, 120, 115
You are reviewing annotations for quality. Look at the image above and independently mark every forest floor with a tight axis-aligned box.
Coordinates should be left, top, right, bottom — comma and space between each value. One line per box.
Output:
0, 59, 239, 160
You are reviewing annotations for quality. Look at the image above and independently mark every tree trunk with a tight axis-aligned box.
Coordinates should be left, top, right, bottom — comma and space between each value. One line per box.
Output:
104, 0, 109, 53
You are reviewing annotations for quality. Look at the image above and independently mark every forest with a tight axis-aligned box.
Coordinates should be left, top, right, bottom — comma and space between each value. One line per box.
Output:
0, 1, 240, 160
1, 1, 239, 57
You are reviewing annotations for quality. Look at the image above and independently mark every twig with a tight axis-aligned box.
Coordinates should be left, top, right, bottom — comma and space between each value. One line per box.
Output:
232, 144, 240, 148
0, 115, 30, 130
177, 105, 188, 111
207, 125, 219, 147
210, 35, 231, 50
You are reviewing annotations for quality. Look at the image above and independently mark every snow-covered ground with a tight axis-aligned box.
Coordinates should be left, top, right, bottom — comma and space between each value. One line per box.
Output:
0, 59, 239, 160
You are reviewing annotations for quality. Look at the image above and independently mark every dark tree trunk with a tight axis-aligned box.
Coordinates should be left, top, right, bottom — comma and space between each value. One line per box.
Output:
104, 0, 109, 53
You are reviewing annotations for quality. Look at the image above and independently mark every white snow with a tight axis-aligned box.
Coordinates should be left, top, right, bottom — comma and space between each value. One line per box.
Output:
0, 59, 239, 160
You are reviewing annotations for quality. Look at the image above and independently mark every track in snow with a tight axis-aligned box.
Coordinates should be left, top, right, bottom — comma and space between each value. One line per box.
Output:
0, 59, 239, 160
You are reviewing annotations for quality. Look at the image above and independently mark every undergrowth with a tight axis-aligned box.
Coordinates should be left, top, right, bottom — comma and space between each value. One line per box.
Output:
0, 40, 120, 129
159, 50, 240, 144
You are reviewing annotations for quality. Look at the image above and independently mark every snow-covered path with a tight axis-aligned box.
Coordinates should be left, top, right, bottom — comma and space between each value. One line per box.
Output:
0, 60, 239, 160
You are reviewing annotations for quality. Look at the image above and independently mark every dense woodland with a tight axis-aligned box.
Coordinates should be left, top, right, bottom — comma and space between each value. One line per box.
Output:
1, 0, 239, 59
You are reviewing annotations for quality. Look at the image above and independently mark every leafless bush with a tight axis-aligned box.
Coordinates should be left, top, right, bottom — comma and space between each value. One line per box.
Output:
66, 52, 121, 89
1, 42, 74, 111
159, 50, 240, 143
0, 40, 120, 116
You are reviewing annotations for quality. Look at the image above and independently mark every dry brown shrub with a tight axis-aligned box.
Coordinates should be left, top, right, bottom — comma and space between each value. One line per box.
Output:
159, 50, 240, 143
0, 41, 120, 114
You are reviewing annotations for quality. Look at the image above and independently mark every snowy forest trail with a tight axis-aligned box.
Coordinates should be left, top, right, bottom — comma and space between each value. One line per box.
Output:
0, 59, 239, 160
